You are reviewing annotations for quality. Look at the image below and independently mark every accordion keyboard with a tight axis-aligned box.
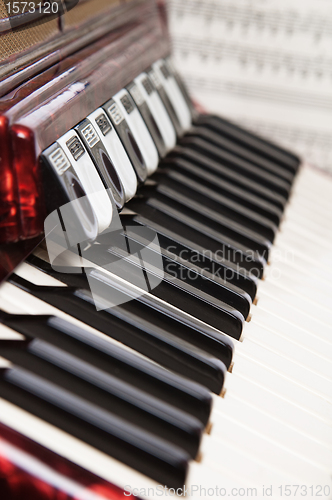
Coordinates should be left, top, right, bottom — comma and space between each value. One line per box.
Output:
0, 57, 331, 500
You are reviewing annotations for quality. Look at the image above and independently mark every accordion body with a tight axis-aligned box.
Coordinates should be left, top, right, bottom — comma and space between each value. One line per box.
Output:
0, 1, 331, 499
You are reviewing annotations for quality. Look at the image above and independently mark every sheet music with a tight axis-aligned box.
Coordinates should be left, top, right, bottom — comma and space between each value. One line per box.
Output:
168, 0, 332, 173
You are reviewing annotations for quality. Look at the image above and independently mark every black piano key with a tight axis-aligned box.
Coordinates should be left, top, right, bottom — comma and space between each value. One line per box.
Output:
179, 136, 292, 199
0, 345, 203, 459
120, 216, 258, 299
27, 256, 235, 370
186, 126, 295, 183
151, 170, 278, 241
128, 198, 266, 278
194, 113, 300, 173
61, 242, 245, 339
0, 311, 213, 425
160, 158, 282, 226
0, 366, 189, 488
9, 274, 228, 393
84, 238, 249, 326
100, 226, 252, 318
168, 148, 287, 211
137, 186, 272, 258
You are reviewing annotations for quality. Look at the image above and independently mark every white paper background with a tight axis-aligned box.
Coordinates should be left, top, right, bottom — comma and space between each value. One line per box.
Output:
168, 0, 332, 173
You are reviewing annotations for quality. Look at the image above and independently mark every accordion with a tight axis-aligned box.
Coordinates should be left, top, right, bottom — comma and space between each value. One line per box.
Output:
0, 1, 331, 499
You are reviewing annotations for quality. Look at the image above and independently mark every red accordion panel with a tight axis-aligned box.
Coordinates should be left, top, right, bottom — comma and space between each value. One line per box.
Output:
0, 0, 170, 248
0, 424, 137, 500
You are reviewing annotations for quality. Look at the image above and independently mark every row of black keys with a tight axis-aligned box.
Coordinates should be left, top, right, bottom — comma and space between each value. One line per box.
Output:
0, 112, 300, 488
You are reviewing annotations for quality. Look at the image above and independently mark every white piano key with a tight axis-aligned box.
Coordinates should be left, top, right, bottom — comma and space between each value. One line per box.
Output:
259, 279, 332, 329
201, 434, 295, 486
269, 245, 332, 284
279, 218, 332, 251
224, 374, 332, 446
243, 320, 332, 381
14, 262, 67, 288
274, 231, 332, 264
234, 340, 332, 407
264, 270, 332, 315
265, 258, 332, 292
270, 237, 332, 276
291, 180, 332, 210
0, 325, 24, 341
201, 420, 331, 484
187, 462, 247, 497
255, 289, 332, 340
283, 206, 332, 235
250, 306, 332, 357
211, 395, 332, 470
293, 167, 332, 199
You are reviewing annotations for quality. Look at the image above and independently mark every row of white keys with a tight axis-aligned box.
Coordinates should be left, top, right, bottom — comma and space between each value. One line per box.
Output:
248, 300, 332, 353
273, 170, 332, 260
258, 275, 332, 331
202, 419, 330, 485
139, 73, 332, 487
234, 166, 332, 353
236, 333, 332, 403
223, 164, 332, 428
252, 287, 332, 342
211, 393, 332, 468
209, 163, 332, 484
203, 377, 332, 486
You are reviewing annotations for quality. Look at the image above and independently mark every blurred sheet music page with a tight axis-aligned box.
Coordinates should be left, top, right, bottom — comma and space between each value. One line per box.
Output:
168, 0, 332, 173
